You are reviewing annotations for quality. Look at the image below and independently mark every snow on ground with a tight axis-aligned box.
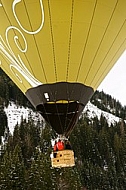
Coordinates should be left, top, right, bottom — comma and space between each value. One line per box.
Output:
84, 102, 120, 126
4, 101, 121, 135
4, 102, 43, 134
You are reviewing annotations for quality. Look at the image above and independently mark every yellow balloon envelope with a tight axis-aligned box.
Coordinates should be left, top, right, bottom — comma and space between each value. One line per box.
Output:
0, 0, 126, 136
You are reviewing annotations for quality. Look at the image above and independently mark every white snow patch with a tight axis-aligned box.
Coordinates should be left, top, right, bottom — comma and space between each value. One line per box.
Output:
4, 102, 43, 134
84, 102, 120, 126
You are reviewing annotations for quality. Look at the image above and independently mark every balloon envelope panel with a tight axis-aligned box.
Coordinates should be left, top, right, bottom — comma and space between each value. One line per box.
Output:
0, 0, 126, 135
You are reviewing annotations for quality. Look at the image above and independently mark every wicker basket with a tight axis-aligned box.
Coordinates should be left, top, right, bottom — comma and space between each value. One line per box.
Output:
51, 150, 75, 168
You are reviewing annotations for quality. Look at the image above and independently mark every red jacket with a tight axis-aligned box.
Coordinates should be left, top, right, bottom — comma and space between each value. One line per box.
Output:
56, 141, 64, 151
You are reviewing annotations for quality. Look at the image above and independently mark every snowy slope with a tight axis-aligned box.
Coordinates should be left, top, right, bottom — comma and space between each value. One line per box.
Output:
4, 102, 43, 134
84, 102, 120, 125
4, 101, 120, 135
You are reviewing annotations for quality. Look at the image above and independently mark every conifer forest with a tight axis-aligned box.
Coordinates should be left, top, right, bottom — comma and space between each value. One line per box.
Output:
0, 69, 126, 190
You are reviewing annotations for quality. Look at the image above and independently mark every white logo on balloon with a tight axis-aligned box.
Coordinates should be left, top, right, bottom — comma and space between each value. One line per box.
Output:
0, 0, 44, 87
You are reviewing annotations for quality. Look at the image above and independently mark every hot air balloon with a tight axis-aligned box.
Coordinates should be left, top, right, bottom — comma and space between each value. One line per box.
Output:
0, 0, 126, 166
